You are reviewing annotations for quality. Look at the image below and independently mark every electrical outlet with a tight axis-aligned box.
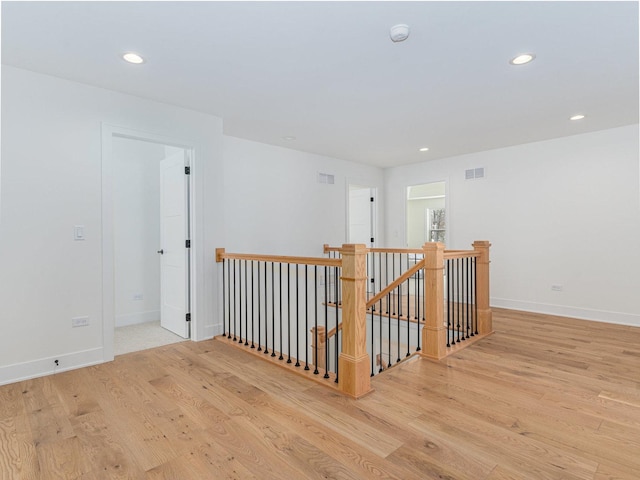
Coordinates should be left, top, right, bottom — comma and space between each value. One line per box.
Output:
133, 293, 143, 301
551, 285, 563, 292
72, 316, 89, 327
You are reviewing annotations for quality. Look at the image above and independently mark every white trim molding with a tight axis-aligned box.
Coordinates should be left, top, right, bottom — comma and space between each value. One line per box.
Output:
0, 348, 103, 386
492, 297, 640, 328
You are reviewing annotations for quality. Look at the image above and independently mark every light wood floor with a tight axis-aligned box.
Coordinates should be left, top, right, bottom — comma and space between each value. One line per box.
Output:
1, 308, 639, 479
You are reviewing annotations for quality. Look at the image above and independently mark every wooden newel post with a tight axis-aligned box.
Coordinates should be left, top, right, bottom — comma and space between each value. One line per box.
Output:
310, 326, 326, 370
472, 240, 493, 335
421, 242, 447, 360
338, 244, 372, 398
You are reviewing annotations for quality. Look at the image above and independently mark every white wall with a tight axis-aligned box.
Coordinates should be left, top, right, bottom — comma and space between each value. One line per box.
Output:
113, 137, 164, 327
222, 135, 384, 256
385, 125, 640, 326
0, 66, 224, 384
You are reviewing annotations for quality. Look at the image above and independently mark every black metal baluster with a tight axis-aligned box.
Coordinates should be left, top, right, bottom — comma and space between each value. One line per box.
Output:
227, 258, 232, 339
335, 266, 339, 383
239, 260, 244, 344
233, 259, 237, 342
257, 262, 262, 351
418, 254, 427, 323
271, 262, 276, 357
338, 263, 342, 307
416, 257, 422, 352
313, 265, 319, 375
324, 266, 329, 379
462, 257, 467, 340
451, 258, 460, 342
392, 254, 396, 315
397, 281, 401, 363
473, 257, 478, 335
457, 258, 462, 342
385, 253, 389, 313
304, 265, 309, 370
279, 263, 284, 360
378, 296, 383, 373
250, 261, 255, 348
287, 263, 292, 364
371, 251, 376, 304
466, 257, 470, 339
244, 260, 248, 345
397, 253, 403, 362
370, 306, 374, 376
387, 293, 392, 368
447, 259, 452, 347
414, 257, 418, 320
295, 264, 300, 367
264, 261, 269, 355
406, 274, 410, 357
223, 258, 227, 338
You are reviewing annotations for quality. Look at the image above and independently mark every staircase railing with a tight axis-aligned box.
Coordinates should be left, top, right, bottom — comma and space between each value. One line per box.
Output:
216, 241, 492, 398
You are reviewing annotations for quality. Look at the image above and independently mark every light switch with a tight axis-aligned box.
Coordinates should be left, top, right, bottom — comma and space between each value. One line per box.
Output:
74, 225, 85, 241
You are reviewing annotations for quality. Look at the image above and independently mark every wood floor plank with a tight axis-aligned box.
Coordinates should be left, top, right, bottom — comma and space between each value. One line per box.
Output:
70, 411, 144, 479
35, 435, 92, 480
0, 415, 40, 479
1, 308, 639, 479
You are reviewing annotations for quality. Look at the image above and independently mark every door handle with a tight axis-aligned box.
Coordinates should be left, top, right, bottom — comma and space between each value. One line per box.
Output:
157, 249, 164, 254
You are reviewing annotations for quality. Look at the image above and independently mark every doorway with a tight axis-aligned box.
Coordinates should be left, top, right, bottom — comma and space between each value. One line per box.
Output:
406, 181, 447, 248
347, 184, 376, 247
102, 126, 194, 360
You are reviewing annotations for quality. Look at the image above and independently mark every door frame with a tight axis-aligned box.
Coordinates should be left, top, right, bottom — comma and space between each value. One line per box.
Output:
404, 178, 450, 248
101, 124, 197, 361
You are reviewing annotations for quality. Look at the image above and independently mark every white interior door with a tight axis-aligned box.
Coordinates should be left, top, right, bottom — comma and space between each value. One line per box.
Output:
348, 185, 374, 247
160, 151, 189, 338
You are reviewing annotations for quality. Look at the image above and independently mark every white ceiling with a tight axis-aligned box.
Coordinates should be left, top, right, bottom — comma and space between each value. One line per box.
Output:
2, 1, 638, 168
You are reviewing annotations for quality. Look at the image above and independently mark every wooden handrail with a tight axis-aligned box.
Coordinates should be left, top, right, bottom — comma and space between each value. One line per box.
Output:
325, 245, 479, 258
365, 260, 424, 310
325, 321, 343, 340
444, 250, 479, 259
325, 244, 424, 255
216, 248, 341, 267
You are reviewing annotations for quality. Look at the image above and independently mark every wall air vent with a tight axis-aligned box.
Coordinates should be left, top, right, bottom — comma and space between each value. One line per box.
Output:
317, 173, 335, 185
465, 167, 486, 180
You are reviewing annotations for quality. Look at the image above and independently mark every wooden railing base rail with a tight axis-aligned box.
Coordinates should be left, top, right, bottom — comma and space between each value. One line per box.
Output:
213, 335, 340, 392
420, 331, 493, 361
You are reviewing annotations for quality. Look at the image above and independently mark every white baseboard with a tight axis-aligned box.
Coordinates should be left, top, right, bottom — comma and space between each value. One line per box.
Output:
0, 347, 104, 387
204, 323, 223, 339
116, 310, 160, 328
491, 297, 640, 327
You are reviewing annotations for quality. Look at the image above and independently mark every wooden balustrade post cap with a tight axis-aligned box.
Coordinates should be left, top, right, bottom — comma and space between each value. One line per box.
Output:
215, 248, 225, 263
472, 240, 491, 248
341, 244, 368, 254
422, 242, 445, 251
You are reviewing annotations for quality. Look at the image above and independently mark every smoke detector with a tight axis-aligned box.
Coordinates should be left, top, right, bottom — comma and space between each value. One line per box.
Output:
390, 24, 410, 43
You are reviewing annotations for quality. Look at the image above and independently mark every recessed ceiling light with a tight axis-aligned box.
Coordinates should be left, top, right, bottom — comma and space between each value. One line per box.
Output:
122, 52, 145, 64
569, 114, 586, 121
283, 136, 296, 141
509, 53, 535, 65
419, 147, 429, 152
